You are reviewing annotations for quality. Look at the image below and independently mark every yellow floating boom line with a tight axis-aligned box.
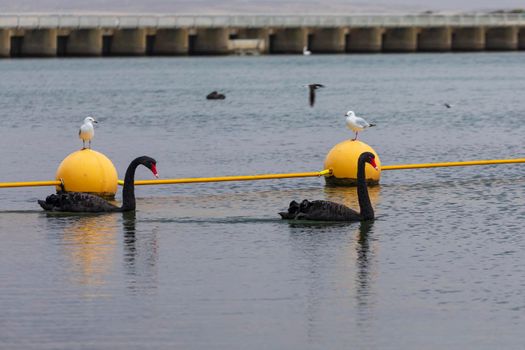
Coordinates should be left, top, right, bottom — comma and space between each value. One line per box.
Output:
1, 158, 525, 189
123, 158, 525, 186
381, 158, 525, 171
117, 169, 333, 186
0, 180, 61, 188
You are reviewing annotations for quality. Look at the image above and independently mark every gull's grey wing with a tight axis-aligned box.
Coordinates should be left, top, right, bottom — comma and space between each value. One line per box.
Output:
354, 117, 372, 128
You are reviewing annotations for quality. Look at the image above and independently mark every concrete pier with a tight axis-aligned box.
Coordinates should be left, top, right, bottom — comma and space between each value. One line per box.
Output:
346, 28, 383, 52
153, 29, 188, 55
192, 28, 230, 54
22, 29, 57, 57
309, 28, 346, 53
111, 29, 146, 55
418, 27, 452, 51
383, 27, 418, 52
0, 14, 524, 57
0, 30, 9, 57
485, 27, 518, 50
452, 27, 485, 51
270, 28, 307, 54
67, 29, 103, 56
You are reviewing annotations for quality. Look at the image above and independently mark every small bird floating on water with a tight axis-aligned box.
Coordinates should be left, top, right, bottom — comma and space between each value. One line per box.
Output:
444, 103, 452, 108
306, 84, 324, 107
303, 46, 311, 55
206, 91, 226, 100
345, 111, 375, 141
79, 116, 97, 149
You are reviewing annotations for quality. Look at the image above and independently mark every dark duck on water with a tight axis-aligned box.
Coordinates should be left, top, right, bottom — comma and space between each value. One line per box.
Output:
206, 91, 225, 100
279, 152, 377, 222
38, 156, 158, 213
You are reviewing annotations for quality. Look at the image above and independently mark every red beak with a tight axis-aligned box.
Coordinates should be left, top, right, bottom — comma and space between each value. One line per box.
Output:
150, 164, 159, 178
369, 158, 378, 170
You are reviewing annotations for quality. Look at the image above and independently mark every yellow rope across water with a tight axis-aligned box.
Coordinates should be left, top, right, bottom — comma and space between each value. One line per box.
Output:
381, 158, 525, 171
117, 169, 333, 186
1, 158, 525, 188
0, 180, 61, 188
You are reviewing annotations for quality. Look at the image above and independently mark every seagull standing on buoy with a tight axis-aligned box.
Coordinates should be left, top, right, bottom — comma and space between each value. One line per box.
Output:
307, 83, 324, 107
79, 116, 97, 149
345, 111, 375, 141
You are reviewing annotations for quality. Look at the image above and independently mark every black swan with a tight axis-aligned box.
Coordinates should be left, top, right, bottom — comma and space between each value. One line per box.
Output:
206, 91, 225, 100
279, 152, 377, 221
38, 156, 158, 213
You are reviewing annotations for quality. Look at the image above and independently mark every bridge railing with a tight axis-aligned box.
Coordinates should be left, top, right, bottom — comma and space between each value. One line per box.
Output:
0, 14, 524, 29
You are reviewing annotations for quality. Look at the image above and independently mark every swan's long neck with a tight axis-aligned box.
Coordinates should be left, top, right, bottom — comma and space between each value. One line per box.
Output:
357, 156, 374, 221
121, 159, 141, 212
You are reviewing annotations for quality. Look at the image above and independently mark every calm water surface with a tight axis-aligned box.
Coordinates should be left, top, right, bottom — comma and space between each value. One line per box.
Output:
1, 53, 525, 349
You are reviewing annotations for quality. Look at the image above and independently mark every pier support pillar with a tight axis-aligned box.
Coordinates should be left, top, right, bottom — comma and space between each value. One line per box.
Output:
67, 29, 102, 56
154, 29, 188, 55
0, 30, 10, 57
111, 29, 146, 55
309, 28, 346, 53
520, 28, 525, 50
191, 28, 230, 55
485, 27, 518, 50
237, 28, 269, 53
382, 27, 418, 52
452, 27, 485, 51
270, 28, 307, 54
346, 28, 383, 52
418, 27, 452, 51
21, 29, 57, 57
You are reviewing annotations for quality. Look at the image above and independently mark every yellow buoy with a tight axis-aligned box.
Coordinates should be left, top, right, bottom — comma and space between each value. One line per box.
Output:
55, 149, 118, 198
323, 140, 381, 186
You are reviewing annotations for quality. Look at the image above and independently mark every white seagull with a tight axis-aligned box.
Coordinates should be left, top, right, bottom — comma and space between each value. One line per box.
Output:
345, 111, 375, 141
79, 116, 98, 149
303, 46, 311, 56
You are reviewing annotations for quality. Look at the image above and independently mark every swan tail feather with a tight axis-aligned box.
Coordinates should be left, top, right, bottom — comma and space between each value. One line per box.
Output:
38, 200, 54, 211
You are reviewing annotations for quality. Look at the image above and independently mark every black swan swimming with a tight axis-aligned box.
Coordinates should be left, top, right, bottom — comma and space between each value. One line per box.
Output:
206, 91, 226, 100
38, 156, 158, 213
279, 152, 377, 221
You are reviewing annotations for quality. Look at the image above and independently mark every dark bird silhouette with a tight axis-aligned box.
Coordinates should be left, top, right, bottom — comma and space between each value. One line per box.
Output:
279, 152, 377, 221
38, 156, 158, 213
444, 103, 452, 108
206, 91, 226, 100
307, 84, 324, 107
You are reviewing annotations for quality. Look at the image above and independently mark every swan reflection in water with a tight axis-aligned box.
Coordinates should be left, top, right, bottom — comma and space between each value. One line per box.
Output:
286, 185, 380, 342
52, 212, 158, 294
325, 185, 379, 329
354, 220, 376, 330
122, 211, 159, 293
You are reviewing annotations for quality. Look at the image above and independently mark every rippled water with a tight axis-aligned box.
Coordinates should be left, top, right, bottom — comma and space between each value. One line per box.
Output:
1, 53, 525, 349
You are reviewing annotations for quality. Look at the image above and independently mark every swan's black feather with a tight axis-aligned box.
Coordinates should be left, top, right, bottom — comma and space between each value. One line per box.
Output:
38, 192, 119, 212
281, 199, 361, 221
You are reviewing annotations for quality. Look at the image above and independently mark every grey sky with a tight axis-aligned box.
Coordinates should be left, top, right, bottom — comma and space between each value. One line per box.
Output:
0, 0, 523, 13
